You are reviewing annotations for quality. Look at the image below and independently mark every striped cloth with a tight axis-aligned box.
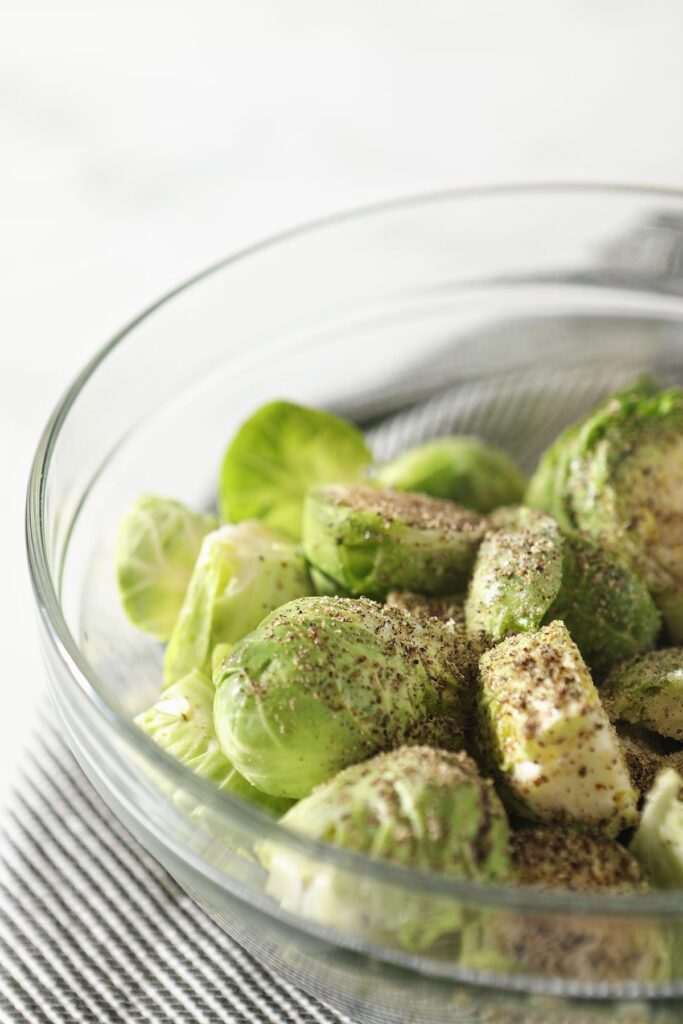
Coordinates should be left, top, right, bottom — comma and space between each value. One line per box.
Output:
0, 723, 349, 1024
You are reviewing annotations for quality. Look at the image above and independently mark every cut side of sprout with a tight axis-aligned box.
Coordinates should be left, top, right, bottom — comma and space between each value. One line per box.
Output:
479, 620, 638, 835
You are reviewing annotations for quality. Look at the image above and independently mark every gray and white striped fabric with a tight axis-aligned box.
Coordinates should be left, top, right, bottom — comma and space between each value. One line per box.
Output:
0, 724, 350, 1024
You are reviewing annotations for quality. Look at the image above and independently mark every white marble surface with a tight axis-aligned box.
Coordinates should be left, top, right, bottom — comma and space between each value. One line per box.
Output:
4, 0, 683, 806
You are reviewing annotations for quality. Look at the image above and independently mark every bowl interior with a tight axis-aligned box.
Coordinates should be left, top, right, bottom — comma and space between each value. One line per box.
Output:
30, 188, 683, 1017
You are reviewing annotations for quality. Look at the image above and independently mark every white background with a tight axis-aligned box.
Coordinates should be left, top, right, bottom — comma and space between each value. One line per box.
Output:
4, 0, 683, 806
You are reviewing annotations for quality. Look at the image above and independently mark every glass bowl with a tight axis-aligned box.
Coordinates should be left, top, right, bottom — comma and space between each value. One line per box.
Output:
26, 185, 683, 1024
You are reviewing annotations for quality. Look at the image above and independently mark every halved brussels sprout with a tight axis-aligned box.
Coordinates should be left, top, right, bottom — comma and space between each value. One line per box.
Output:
219, 400, 371, 540
135, 669, 291, 814
570, 388, 683, 639
213, 597, 471, 799
511, 826, 645, 892
260, 746, 514, 950
465, 514, 660, 674
479, 620, 638, 835
526, 376, 661, 531
302, 483, 485, 600
465, 514, 564, 643
631, 768, 683, 887
116, 495, 217, 641
164, 521, 312, 686
602, 649, 683, 741
375, 436, 526, 513
529, 383, 683, 640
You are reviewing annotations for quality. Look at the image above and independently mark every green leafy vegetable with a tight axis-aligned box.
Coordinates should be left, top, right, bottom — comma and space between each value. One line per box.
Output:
213, 596, 471, 798
135, 669, 291, 814
116, 495, 217, 641
164, 521, 312, 686
303, 483, 485, 599
376, 436, 526, 512
465, 514, 660, 674
219, 400, 371, 540
479, 621, 638, 835
260, 746, 513, 950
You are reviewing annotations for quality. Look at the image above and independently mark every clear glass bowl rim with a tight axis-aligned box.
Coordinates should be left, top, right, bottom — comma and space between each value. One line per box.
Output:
25, 181, 683, 919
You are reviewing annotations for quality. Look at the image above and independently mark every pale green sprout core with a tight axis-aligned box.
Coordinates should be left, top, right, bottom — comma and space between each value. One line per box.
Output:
631, 769, 683, 888
164, 521, 312, 686
135, 669, 291, 814
116, 495, 217, 641
479, 621, 638, 835
219, 400, 371, 540
376, 435, 526, 513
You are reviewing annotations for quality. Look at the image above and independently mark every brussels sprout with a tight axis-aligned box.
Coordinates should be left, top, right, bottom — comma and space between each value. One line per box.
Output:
512, 826, 645, 892
213, 597, 471, 798
135, 669, 291, 814
260, 746, 514, 949
465, 515, 660, 674
526, 376, 661, 530
302, 483, 485, 600
463, 900, 669, 985
375, 436, 526, 513
466, 514, 564, 643
529, 384, 683, 640
631, 769, 683, 887
570, 388, 683, 638
602, 649, 683, 742
479, 620, 638, 835
115, 495, 217, 641
164, 522, 312, 686
219, 400, 371, 540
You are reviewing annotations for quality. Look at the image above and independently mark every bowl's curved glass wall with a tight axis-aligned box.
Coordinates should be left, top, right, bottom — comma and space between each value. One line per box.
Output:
28, 188, 683, 1023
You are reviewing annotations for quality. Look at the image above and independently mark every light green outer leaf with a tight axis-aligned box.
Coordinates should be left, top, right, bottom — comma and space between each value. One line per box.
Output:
135, 669, 292, 814
164, 521, 312, 686
116, 495, 217, 641
219, 400, 371, 540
